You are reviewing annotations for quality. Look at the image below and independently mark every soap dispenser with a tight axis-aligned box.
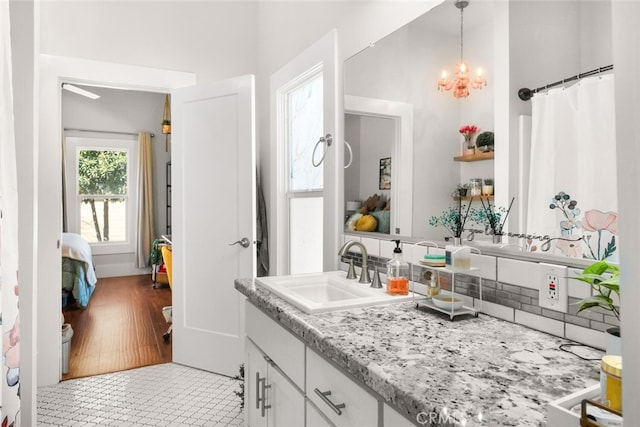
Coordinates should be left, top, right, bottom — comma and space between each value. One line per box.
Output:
387, 240, 409, 295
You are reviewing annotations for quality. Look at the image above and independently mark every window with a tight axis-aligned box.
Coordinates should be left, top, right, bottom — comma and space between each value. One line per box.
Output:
283, 70, 324, 274
65, 137, 138, 255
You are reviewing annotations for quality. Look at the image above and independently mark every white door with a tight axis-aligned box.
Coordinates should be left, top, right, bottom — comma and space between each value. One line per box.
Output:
172, 75, 256, 376
271, 29, 343, 275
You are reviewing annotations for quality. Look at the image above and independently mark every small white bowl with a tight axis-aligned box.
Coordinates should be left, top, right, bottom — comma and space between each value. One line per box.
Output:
431, 293, 464, 311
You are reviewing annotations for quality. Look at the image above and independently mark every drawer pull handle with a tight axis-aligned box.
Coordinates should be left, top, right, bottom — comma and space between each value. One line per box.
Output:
314, 388, 346, 416
255, 372, 263, 410
256, 372, 271, 417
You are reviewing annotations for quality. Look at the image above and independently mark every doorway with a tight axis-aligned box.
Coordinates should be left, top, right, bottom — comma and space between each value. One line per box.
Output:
37, 55, 195, 387
60, 83, 173, 379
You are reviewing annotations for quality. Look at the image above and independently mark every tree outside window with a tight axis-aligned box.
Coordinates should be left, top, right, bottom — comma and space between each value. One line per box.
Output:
78, 149, 128, 242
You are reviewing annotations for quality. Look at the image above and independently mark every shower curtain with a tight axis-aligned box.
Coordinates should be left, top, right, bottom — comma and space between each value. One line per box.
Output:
526, 74, 617, 259
0, 1, 21, 423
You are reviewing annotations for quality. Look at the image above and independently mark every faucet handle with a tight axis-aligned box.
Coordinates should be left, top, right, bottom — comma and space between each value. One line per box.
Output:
346, 259, 357, 280
370, 268, 382, 289
359, 266, 371, 284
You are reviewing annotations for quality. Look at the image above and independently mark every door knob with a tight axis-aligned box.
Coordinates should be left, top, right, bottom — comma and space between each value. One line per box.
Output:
229, 237, 250, 248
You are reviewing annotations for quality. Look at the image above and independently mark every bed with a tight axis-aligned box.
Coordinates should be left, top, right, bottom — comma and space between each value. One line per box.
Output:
61, 232, 98, 308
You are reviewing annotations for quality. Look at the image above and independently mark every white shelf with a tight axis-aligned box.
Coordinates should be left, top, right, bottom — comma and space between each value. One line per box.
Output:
415, 297, 478, 320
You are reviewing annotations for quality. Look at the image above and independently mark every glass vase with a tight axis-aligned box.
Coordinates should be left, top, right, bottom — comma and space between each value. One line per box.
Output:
462, 139, 475, 156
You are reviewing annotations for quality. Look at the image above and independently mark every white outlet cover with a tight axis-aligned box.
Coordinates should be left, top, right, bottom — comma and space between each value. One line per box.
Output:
538, 262, 568, 313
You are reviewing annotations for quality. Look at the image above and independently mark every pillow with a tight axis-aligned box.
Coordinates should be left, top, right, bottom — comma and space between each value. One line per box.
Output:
370, 210, 390, 233
345, 213, 363, 231
355, 214, 378, 232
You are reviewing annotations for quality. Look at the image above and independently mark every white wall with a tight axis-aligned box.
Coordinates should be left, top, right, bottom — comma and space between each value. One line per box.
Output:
358, 115, 393, 203
40, 1, 259, 85
9, 0, 38, 423
62, 85, 169, 277
612, 1, 640, 423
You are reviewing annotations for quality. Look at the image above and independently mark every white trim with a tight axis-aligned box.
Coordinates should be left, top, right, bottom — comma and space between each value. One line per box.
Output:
38, 54, 195, 387
344, 95, 413, 236
270, 29, 341, 275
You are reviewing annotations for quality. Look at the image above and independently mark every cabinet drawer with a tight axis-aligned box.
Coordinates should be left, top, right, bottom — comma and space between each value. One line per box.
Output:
246, 303, 305, 389
307, 349, 378, 427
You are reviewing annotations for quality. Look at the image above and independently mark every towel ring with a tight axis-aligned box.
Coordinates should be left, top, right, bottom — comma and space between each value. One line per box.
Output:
344, 140, 353, 169
312, 134, 333, 167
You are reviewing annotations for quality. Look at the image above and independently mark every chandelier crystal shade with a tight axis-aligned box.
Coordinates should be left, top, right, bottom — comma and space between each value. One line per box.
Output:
437, 0, 487, 98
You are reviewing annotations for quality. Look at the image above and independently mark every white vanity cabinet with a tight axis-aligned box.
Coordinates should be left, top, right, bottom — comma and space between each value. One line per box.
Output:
245, 303, 305, 427
245, 301, 415, 426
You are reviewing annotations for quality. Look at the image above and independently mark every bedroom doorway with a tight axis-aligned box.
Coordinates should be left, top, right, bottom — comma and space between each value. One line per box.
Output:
60, 83, 173, 380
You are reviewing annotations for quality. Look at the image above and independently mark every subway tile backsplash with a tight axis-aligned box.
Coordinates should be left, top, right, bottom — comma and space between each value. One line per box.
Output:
340, 239, 612, 350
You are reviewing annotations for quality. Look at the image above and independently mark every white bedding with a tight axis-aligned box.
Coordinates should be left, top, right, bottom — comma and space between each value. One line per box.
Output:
61, 232, 97, 286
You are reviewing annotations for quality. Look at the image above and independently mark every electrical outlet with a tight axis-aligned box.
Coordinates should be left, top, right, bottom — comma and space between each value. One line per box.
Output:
538, 263, 568, 312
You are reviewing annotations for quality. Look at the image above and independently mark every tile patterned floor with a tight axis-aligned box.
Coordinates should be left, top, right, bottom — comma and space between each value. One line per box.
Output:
37, 363, 245, 426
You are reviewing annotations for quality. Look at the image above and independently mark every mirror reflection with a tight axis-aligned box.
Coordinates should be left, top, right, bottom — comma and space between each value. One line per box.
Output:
343, 0, 616, 262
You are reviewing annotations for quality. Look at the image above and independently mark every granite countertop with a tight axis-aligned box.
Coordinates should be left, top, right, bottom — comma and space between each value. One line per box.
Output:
235, 278, 602, 426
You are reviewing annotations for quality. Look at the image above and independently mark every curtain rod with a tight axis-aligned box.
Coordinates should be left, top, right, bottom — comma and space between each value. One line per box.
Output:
64, 128, 155, 138
518, 64, 614, 101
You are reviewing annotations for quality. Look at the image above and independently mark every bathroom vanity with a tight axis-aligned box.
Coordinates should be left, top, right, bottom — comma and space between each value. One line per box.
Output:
235, 277, 601, 426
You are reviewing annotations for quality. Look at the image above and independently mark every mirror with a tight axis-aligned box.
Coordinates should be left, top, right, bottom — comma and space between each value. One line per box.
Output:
343, 0, 615, 261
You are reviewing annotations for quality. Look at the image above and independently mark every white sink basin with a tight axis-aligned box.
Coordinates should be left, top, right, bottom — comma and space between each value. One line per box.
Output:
255, 271, 414, 314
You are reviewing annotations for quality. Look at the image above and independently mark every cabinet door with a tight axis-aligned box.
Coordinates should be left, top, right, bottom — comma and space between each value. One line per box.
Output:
246, 339, 269, 427
269, 365, 305, 426
307, 401, 335, 427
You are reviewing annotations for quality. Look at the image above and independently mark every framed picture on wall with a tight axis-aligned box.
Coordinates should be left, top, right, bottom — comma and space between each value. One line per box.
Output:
379, 157, 391, 190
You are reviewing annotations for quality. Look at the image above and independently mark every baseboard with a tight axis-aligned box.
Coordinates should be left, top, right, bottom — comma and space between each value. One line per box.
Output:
96, 263, 151, 278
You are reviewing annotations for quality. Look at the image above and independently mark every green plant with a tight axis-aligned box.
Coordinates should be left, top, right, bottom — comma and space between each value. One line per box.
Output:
572, 260, 620, 321
475, 131, 494, 147
470, 196, 514, 236
452, 183, 469, 197
233, 363, 245, 409
429, 199, 473, 238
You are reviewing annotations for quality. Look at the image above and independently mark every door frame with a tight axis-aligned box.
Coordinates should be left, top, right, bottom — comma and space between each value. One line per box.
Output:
37, 54, 195, 387
344, 95, 413, 237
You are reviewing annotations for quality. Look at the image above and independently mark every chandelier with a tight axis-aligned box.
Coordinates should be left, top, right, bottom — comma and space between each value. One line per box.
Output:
437, 0, 487, 98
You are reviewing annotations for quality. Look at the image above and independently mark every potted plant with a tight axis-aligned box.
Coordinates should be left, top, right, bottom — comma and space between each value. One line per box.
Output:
429, 199, 473, 244
459, 124, 479, 155
471, 196, 515, 243
571, 259, 620, 354
475, 131, 494, 152
453, 183, 469, 198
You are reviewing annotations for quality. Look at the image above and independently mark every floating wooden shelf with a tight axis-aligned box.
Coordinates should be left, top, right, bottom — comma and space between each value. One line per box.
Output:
454, 195, 494, 201
453, 152, 494, 162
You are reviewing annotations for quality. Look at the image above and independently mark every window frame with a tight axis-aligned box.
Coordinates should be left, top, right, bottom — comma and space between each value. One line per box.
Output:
64, 136, 139, 255
278, 65, 325, 274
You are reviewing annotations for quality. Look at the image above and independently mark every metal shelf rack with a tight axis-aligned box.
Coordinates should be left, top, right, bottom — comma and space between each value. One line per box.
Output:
410, 241, 483, 320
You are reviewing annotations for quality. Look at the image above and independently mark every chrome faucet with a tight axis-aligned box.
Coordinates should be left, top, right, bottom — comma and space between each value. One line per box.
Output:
338, 240, 371, 284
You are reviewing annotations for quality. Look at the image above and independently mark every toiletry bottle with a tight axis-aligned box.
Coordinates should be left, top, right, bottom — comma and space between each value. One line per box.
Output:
424, 271, 440, 298
387, 240, 409, 295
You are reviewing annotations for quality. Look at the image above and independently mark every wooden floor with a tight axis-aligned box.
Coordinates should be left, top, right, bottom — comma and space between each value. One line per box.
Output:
62, 274, 172, 380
